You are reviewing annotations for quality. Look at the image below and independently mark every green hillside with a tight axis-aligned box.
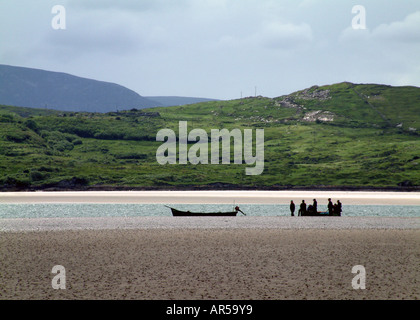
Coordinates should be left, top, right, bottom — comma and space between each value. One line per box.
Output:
0, 82, 419, 190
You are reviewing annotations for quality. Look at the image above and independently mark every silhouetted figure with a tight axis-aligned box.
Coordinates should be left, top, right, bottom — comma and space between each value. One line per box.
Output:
299, 200, 306, 216
337, 200, 342, 216
328, 198, 333, 216
333, 203, 339, 215
313, 199, 318, 213
307, 204, 314, 215
235, 206, 246, 216
290, 200, 295, 216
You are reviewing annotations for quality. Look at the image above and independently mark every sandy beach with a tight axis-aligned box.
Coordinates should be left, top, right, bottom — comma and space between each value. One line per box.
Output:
1, 227, 419, 300
1, 191, 419, 300
1, 190, 420, 205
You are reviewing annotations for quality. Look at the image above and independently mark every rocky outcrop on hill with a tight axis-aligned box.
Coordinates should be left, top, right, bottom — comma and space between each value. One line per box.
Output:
303, 110, 335, 122
274, 87, 334, 122
275, 96, 303, 109
296, 86, 331, 100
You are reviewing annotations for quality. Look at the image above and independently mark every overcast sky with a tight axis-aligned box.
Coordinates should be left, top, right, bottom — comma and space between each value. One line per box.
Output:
1, 0, 419, 100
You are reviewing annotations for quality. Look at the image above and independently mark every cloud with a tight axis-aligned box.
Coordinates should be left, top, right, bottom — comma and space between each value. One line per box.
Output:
372, 11, 420, 43
339, 11, 420, 44
257, 21, 314, 49
68, 0, 189, 13
336, 11, 420, 91
1, 0, 419, 100
211, 19, 314, 53
39, 8, 172, 62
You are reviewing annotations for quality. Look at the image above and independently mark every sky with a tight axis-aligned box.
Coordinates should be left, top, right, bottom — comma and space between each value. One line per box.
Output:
1, 0, 420, 100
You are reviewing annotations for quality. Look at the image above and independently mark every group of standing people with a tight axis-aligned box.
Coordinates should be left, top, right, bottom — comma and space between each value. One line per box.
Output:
289, 198, 342, 216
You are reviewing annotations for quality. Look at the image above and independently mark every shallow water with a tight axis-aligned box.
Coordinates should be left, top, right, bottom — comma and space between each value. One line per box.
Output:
0, 203, 419, 219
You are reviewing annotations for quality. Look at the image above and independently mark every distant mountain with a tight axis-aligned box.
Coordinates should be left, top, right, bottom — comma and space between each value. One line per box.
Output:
145, 96, 219, 107
0, 64, 161, 112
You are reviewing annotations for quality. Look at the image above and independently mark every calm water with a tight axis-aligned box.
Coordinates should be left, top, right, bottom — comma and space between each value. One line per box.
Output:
0, 203, 419, 218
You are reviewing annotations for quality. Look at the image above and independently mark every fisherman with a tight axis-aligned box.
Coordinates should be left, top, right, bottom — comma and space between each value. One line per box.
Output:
313, 199, 318, 213
328, 198, 334, 216
235, 206, 246, 216
337, 200, 342, 216
290, 200, 295, 216
299, 200, 307, 216
333, 203, 339, 216
307, 204, 314, 215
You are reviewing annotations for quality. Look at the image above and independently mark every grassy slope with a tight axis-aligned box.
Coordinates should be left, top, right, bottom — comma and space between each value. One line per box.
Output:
0, 82, 419, 190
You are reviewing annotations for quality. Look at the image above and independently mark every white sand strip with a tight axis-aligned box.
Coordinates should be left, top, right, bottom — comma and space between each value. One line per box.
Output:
1, 190, 420, 205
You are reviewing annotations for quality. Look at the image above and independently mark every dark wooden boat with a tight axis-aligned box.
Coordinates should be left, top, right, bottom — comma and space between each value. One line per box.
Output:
301, 211, 330, 216
300, 210, 341, 216
167, 206, 239, 217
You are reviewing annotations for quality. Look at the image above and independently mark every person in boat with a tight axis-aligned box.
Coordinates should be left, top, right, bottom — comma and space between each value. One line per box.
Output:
290, 200, 295, 216
299, 200, 306, 216
333, 203, 339, 215
307, 204, 315, 215
235, 206, 246, 215
328, 198, 334, 216
313, 199, 317, 213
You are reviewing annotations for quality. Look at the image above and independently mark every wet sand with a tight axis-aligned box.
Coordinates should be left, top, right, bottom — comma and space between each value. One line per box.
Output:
1, 190, 420, 205
1, 226, 419, 300
1, 216, 419, 232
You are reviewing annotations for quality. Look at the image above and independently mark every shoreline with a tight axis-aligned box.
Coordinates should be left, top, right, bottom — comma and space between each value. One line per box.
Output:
1, 190, 420, 205
2, 184, 420, 193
